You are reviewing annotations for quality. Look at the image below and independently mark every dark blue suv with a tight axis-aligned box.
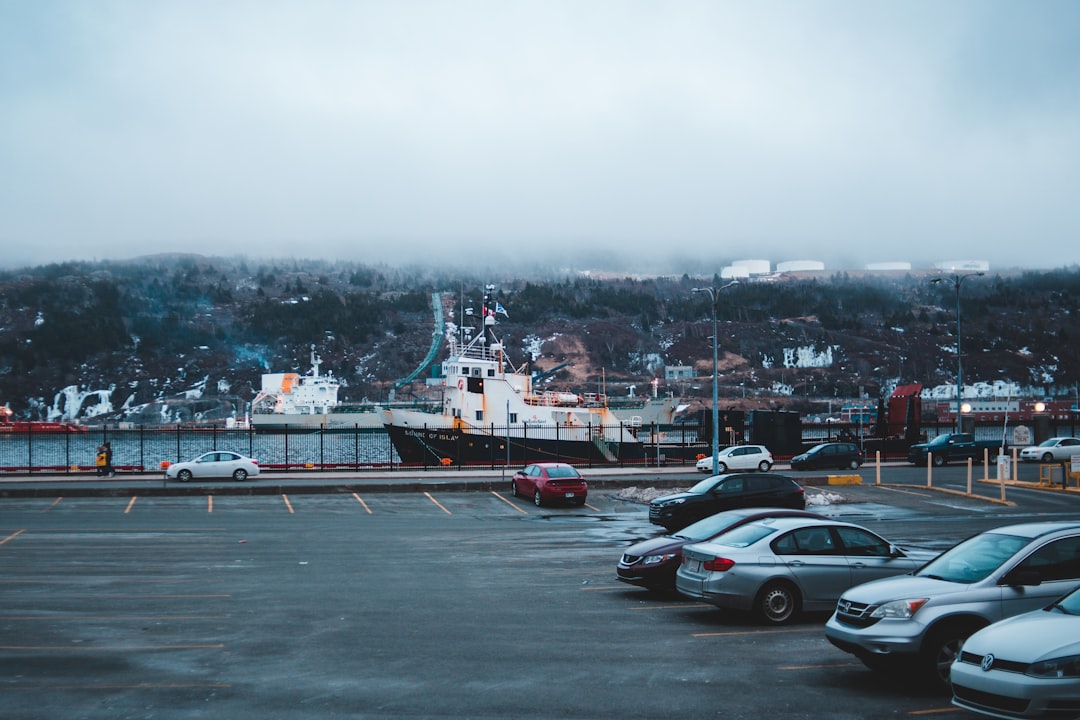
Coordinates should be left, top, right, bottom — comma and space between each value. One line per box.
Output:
789, 442, 864, 471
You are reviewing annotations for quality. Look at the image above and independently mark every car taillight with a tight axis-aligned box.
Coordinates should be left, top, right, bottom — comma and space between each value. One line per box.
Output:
703, 557, 735, 572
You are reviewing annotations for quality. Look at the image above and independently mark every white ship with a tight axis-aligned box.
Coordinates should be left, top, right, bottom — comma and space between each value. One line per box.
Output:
251, 348, 383, 429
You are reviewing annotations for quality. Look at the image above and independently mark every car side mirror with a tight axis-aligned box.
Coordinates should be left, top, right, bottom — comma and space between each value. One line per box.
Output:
1003, 569, 1042, 587
889, 544, 903, 558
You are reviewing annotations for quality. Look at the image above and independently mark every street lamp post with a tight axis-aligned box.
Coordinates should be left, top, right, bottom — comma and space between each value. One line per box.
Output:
692, 281, 739, 475
932, 272, 984, 434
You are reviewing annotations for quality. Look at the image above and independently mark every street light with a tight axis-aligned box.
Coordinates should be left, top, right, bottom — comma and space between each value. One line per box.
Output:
931, 271, 984, 434
692, 280, 739, 475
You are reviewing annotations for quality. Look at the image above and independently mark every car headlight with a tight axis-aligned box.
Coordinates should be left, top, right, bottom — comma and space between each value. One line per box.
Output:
662, 498, 685, 506
869, 598, 928, 619
643, 554, 677, 565
1028, 654, 1080, 678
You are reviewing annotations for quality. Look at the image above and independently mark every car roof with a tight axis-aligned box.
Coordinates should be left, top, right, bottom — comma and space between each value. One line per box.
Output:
739, 516, 864, 532
983, 521, 1080, 539
685, 517, 876, 552
702, 472, 794, 480
530, 462, 574, 468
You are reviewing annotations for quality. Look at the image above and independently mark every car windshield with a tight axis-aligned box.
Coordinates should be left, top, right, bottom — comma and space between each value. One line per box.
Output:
545, 466, 580, 478
689, 476, 729, 494
675, 512, 751, 540
916, 532, 1028, 584
1039, 439, 1060, 447
1049, 587, 1080, 615
708, 523, 779, 549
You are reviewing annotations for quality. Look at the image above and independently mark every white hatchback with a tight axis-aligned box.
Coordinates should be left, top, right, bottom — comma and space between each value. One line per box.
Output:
696, 445, 773, 473
952, 585, 1080, 718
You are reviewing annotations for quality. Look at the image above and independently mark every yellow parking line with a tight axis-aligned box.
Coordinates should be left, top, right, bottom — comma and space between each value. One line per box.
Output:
352, 493, 372, 513
424, 492, 452, 515
207, 496, 213, 513
491, 491, 528, 514
124, 497, 138, 514
584, 502, 600, 511
779, 662, 862, 670
627, 604, 713, 610
692, 627, 817, 638
282, 495, 295, 513
908, 709, 960, 716
44, 497, 62, 512
0, 530, 26, 546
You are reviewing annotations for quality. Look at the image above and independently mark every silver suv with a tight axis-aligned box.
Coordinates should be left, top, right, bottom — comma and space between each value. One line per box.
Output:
824, 521, 1080, 689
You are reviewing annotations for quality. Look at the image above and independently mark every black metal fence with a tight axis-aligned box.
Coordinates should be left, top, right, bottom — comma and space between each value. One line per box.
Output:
0, 423, 711, 474
4, 416, 1072, 474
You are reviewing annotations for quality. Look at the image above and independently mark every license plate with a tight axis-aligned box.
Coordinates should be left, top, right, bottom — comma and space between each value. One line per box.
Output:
684, 559, 701, 573
565, 492, 576, 498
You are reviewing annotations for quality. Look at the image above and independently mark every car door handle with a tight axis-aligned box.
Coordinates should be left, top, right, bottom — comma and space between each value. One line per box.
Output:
788, 560, 806, 567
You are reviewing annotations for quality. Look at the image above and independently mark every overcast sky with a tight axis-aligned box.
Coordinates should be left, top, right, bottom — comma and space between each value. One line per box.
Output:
2, 1, 1079, 274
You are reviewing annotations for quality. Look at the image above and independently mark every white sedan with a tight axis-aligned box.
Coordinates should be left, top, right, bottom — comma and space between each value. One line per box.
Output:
165, 451, 260, 482
696, 445, 773, 473
1019, 437, 1080, 463
952, 585, 1080, 718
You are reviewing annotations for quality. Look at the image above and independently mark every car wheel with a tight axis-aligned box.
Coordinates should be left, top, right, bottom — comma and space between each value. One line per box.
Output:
511, 480, 518, 497
922, 621, 983, 691
717, 462, 728, 473
755, 581, 800, 625
1042, 452, 1054, 463
534, 490, 543, 507
758, 460, 772, 472
848, 459, 861, 470
177, 469, 193, 482
932, 454, 946, 467
233, 469, 248, 482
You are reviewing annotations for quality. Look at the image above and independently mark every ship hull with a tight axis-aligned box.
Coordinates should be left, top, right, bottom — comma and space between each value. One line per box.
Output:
384, 422, 647, 466
251, 411, 384, 429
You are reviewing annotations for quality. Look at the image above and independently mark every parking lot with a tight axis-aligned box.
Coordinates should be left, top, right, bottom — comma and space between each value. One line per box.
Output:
1, 480, 1077, 719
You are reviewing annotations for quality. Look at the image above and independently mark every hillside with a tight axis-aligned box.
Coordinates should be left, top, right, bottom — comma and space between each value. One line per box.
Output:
1, 256, 1078, 424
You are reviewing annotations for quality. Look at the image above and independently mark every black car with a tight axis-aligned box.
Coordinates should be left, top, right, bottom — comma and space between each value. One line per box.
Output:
648, 473, 806, 531
789, 442, 864, 471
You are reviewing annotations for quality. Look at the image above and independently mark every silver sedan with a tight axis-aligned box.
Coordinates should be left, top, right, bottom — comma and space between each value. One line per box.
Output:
1020, 437, 1080, 463
676, 517, 936, 625
952, 585, 1080, 718
165, 451, 260, 482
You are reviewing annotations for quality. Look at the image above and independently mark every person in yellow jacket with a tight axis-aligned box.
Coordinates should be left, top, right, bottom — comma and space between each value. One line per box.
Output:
95, 446, 107, 476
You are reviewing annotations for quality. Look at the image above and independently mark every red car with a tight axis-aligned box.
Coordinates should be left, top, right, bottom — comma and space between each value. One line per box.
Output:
511, 462, 587, 507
